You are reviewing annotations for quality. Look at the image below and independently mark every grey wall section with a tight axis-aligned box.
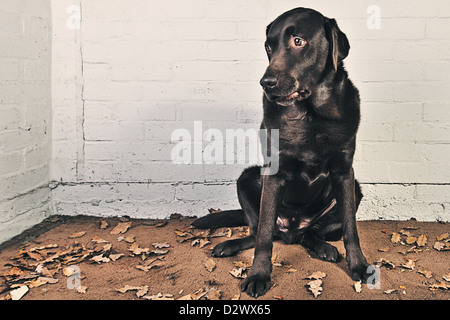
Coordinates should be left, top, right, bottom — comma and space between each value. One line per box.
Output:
0, 0, 53, 243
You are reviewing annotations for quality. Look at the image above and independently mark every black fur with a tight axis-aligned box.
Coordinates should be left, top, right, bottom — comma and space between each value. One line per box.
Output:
191, 209, 247, 229
192, 7, 372, 298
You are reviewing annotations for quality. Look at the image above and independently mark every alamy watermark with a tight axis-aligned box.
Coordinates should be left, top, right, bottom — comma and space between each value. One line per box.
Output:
66, 265, 81, 290
66, 5, 81, 30
367, 5, 381, 30
366, 265, 381, 289
170, 121, 279, 175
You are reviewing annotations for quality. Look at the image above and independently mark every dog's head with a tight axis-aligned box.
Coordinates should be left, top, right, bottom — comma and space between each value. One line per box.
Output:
261, 8, 350, 106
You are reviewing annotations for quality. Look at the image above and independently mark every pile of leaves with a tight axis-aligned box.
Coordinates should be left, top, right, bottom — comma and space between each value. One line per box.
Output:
0, 220, 172, 300
376, 227, 450, 293
174, 225, 248, 248
0, 214, 256, 301
1, 215, 448, 300
0, 239, 114, 300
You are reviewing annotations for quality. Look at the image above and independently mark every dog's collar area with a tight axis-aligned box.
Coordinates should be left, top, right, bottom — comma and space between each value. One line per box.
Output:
277, 198, 337, 232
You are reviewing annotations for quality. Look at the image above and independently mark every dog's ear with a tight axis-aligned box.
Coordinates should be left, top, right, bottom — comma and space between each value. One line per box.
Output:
265, 21, 274, 36
324, 18, 350, 72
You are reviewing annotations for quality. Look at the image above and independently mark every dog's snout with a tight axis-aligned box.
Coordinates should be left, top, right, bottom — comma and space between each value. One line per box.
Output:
260, 76, 278, 90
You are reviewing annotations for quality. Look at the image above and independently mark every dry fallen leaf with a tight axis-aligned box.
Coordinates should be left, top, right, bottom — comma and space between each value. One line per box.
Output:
153, 221, 168, 228
399, 285, 407, 295
99, 220, 108, 229
375, 258, 396, 269
306, 279, 323, 298
230, 267, 247, 279
27, 251, 44, 261
175, 230, 189, 237
38, 276, 58, 284
405, 236, 417, 245
305, 271, 326, 280
110, 222, 132, 235
437, 233, 449, 241
400, 229, 413, 237
234, 259, 253, 268
109, 253, 124, 261
383, 289, 397, 294
416, 234, 427, 247
401, 258, 417, 270
204, 259, 216, 272
116, 285, 147, 294
232, 293, 241, 300
77, 286, 88, 294
407, 246, 421, 254
417, 269, 433, 279
35, 265, 54, 277
191, 288, 208, 300
199, 239, 210, 248
429, 281, 450, 291
178, 293, 193, 300
62, 266, 78, 277
5, 267, 25, 277
354, 281, 362, 293
91, 254, 110, 264
144, 292, 175, 300
151, 248, 169, 255
92, 236, 108, 243
9, 285, 29, 300
136, 264, 160, 272
27, 278, 48, 288
136, 285, 149, 298
391, 232, 401, 243
124, 235, 136, 243
153, 242, 170, 249
128, 242, 150, 255
443, 272, 450, 282
177, 288, 208, 301
28, 243, 58, 251
69, 231, 86, 239
434, 241, 450, 251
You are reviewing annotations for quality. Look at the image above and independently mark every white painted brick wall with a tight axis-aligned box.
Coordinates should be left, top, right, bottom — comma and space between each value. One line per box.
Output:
3, 0, 450, 244
0, 0, 52, 243
47, 0, 450, 223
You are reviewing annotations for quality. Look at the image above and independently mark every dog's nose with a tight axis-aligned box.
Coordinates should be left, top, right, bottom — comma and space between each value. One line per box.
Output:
260, 76, 278, 89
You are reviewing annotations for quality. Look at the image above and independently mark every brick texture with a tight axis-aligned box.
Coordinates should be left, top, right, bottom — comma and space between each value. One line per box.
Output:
0, 0, 52, 243
3, 0, 450, 244
49, 0, 450, 223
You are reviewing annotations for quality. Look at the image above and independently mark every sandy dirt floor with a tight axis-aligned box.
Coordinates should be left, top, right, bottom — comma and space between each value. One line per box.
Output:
0, 214, 448, 301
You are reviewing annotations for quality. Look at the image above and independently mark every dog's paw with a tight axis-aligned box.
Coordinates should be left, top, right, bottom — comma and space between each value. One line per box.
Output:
211, 241, 237, 257
314, 242, 340, 262
349, 261, 373, 283
241, 274, 271, 298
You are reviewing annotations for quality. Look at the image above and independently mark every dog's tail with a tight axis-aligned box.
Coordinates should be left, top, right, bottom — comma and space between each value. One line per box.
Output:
191, 209, 247, 229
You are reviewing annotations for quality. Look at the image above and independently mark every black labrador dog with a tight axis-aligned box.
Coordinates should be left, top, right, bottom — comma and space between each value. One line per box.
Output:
193, 7, 372, 298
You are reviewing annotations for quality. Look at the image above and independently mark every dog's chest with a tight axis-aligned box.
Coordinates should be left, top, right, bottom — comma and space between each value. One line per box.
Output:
264, 103, 346, 163
277, 112, 330, 153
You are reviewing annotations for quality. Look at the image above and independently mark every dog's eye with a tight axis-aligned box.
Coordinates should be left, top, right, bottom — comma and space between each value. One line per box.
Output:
265, 44, 272, 54
293, 37, 306, 47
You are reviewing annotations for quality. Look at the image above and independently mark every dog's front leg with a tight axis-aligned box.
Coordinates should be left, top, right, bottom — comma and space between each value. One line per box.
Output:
241, 173, 284, 298
333, 167, 371, 281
